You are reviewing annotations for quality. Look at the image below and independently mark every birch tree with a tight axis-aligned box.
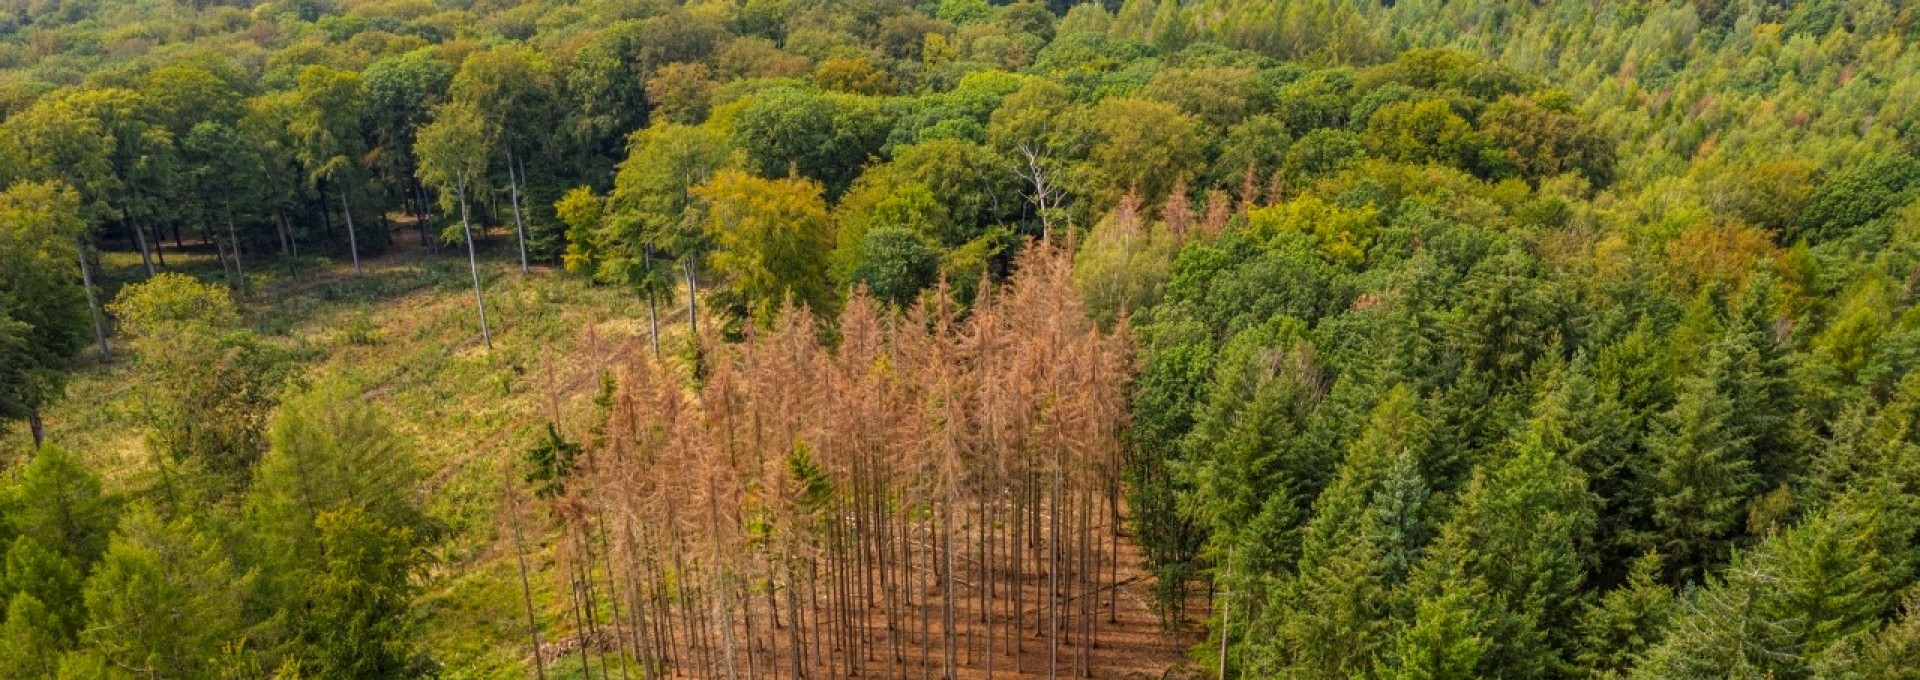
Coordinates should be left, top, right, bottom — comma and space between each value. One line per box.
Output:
417, 100, 496, 350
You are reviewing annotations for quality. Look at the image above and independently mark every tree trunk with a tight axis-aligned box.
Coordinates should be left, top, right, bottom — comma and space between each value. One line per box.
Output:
226, 214, 247, 296
340, 186, 362, 275
151, 222, 167, 268
278, 210, 301, 282
459, 186, 493, 350
509, 149, 529, 274
1217, 547, 1230, 680
27, 409, 44, 449
644, 243, 661, 359
213, 224, 236, 290
130, 219, 155, 277
76, 238, 110, 363
509, 478, 549, 680
684, 257, 699, 339
416, 181, 436, 254
646, 291, 661, 360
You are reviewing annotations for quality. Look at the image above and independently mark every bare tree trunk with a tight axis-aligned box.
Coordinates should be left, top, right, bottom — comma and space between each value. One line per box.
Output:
508, 477, 549, 680
27, 409, 44, 449
339, 185, 362, 275
508, 149, 530, 274
212, 224, 236, 289
76, 239, 109, 363
130, 219, 155, 276
1217, 546, 1230, 680
684, 257, 699, 339
276, 210, 300, 282
226, 214, 247, 296
415, 181, 437, 254
458, 186, 493, 350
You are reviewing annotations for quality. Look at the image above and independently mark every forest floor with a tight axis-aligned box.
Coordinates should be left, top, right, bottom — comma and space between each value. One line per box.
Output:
7, 226, 1203, 679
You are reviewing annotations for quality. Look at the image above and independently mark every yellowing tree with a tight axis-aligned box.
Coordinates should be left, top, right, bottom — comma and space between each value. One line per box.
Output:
693, 170, 836, 322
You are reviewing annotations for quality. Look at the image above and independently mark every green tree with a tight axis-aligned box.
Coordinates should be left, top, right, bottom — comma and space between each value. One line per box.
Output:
108, 274, 278, 481
5, 445, 115, 569
450, 45, 553, 274
4, 536, 85, 643
181, 122, 271, 293
592, 123, 730, 340
1633, 343, 1757, 583
693, 169, 837, 321
288, 66, 373, 274
645, 62, 717, 125
1361, 99, 1489, 174
1380, 540, 1495, 680
81, 506, 247, 679
361, 49, 453, 243
0, 592, 64, 678
848, 227, 940, 307
1256, 387, 1430, 677
415, 100, 496, 349
732, 87, 891, 196
0, 181, 90, 446
1076, 97, 1206, 208
1793, 153, 1920, 244
245, 379, 430, 672
1574, 554, 1676, 677
292, 509, 428, 677
1073, 197, 1180, 326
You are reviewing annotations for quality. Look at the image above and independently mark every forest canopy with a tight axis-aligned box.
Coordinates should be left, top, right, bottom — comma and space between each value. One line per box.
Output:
0, 0, 1918, 677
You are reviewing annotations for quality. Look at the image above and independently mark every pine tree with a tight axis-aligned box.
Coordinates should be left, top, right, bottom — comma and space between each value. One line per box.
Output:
1379, 539, 1494, 680
1256, 386, 1428, 677
0, 592, 63, 679
81, 506, 249, 678
1440, 391, 1599, 677
1813, 589, 1920, 680
295, 508, 427, 677
1574, 553, 1676, 678
5, 445, 115, 569
1259, 527, 1394, 678
1635, 488, 1918, 678
1634, 344, 1757, 583
1719, 270, 1806, 486
4, 536, 85, 643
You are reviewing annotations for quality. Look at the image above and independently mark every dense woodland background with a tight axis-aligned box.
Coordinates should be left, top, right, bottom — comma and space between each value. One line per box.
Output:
3, 0, 1920, 677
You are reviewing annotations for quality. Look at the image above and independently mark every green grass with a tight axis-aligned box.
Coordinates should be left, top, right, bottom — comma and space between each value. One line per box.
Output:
13, 228, 669, 676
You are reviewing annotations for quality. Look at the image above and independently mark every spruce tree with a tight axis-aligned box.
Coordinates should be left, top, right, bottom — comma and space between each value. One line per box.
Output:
1634, 344, 1757, 584
1256, 386, 1429, 677
1379, 538, 1494, 680
1574, 554, 1676, 677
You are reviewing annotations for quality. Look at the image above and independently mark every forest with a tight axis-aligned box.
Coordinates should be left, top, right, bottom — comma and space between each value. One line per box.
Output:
2, 0, 1920, 677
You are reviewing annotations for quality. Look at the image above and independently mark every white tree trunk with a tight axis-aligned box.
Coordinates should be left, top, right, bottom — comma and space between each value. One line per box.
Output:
508, 149, 529, 274
226, 214, 246, 295
131, 219, 155, 277
339, 186, 361, 275
459, 185, 493, 350
76, 238, 109, 362
684, 256, 699, 338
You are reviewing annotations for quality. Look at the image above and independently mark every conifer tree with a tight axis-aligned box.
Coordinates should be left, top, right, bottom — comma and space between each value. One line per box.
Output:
1574, 554, 1676, 677
5, 445, 114, 569
1379, 538, 1494, 680
0, 592, 63, 679
1634, 344, 1757, 583
81, 506, 248, 678
4, 536, 85, 643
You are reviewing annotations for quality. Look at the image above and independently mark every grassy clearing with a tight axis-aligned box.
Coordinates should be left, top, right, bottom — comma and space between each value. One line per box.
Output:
10, 228, 666, 675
